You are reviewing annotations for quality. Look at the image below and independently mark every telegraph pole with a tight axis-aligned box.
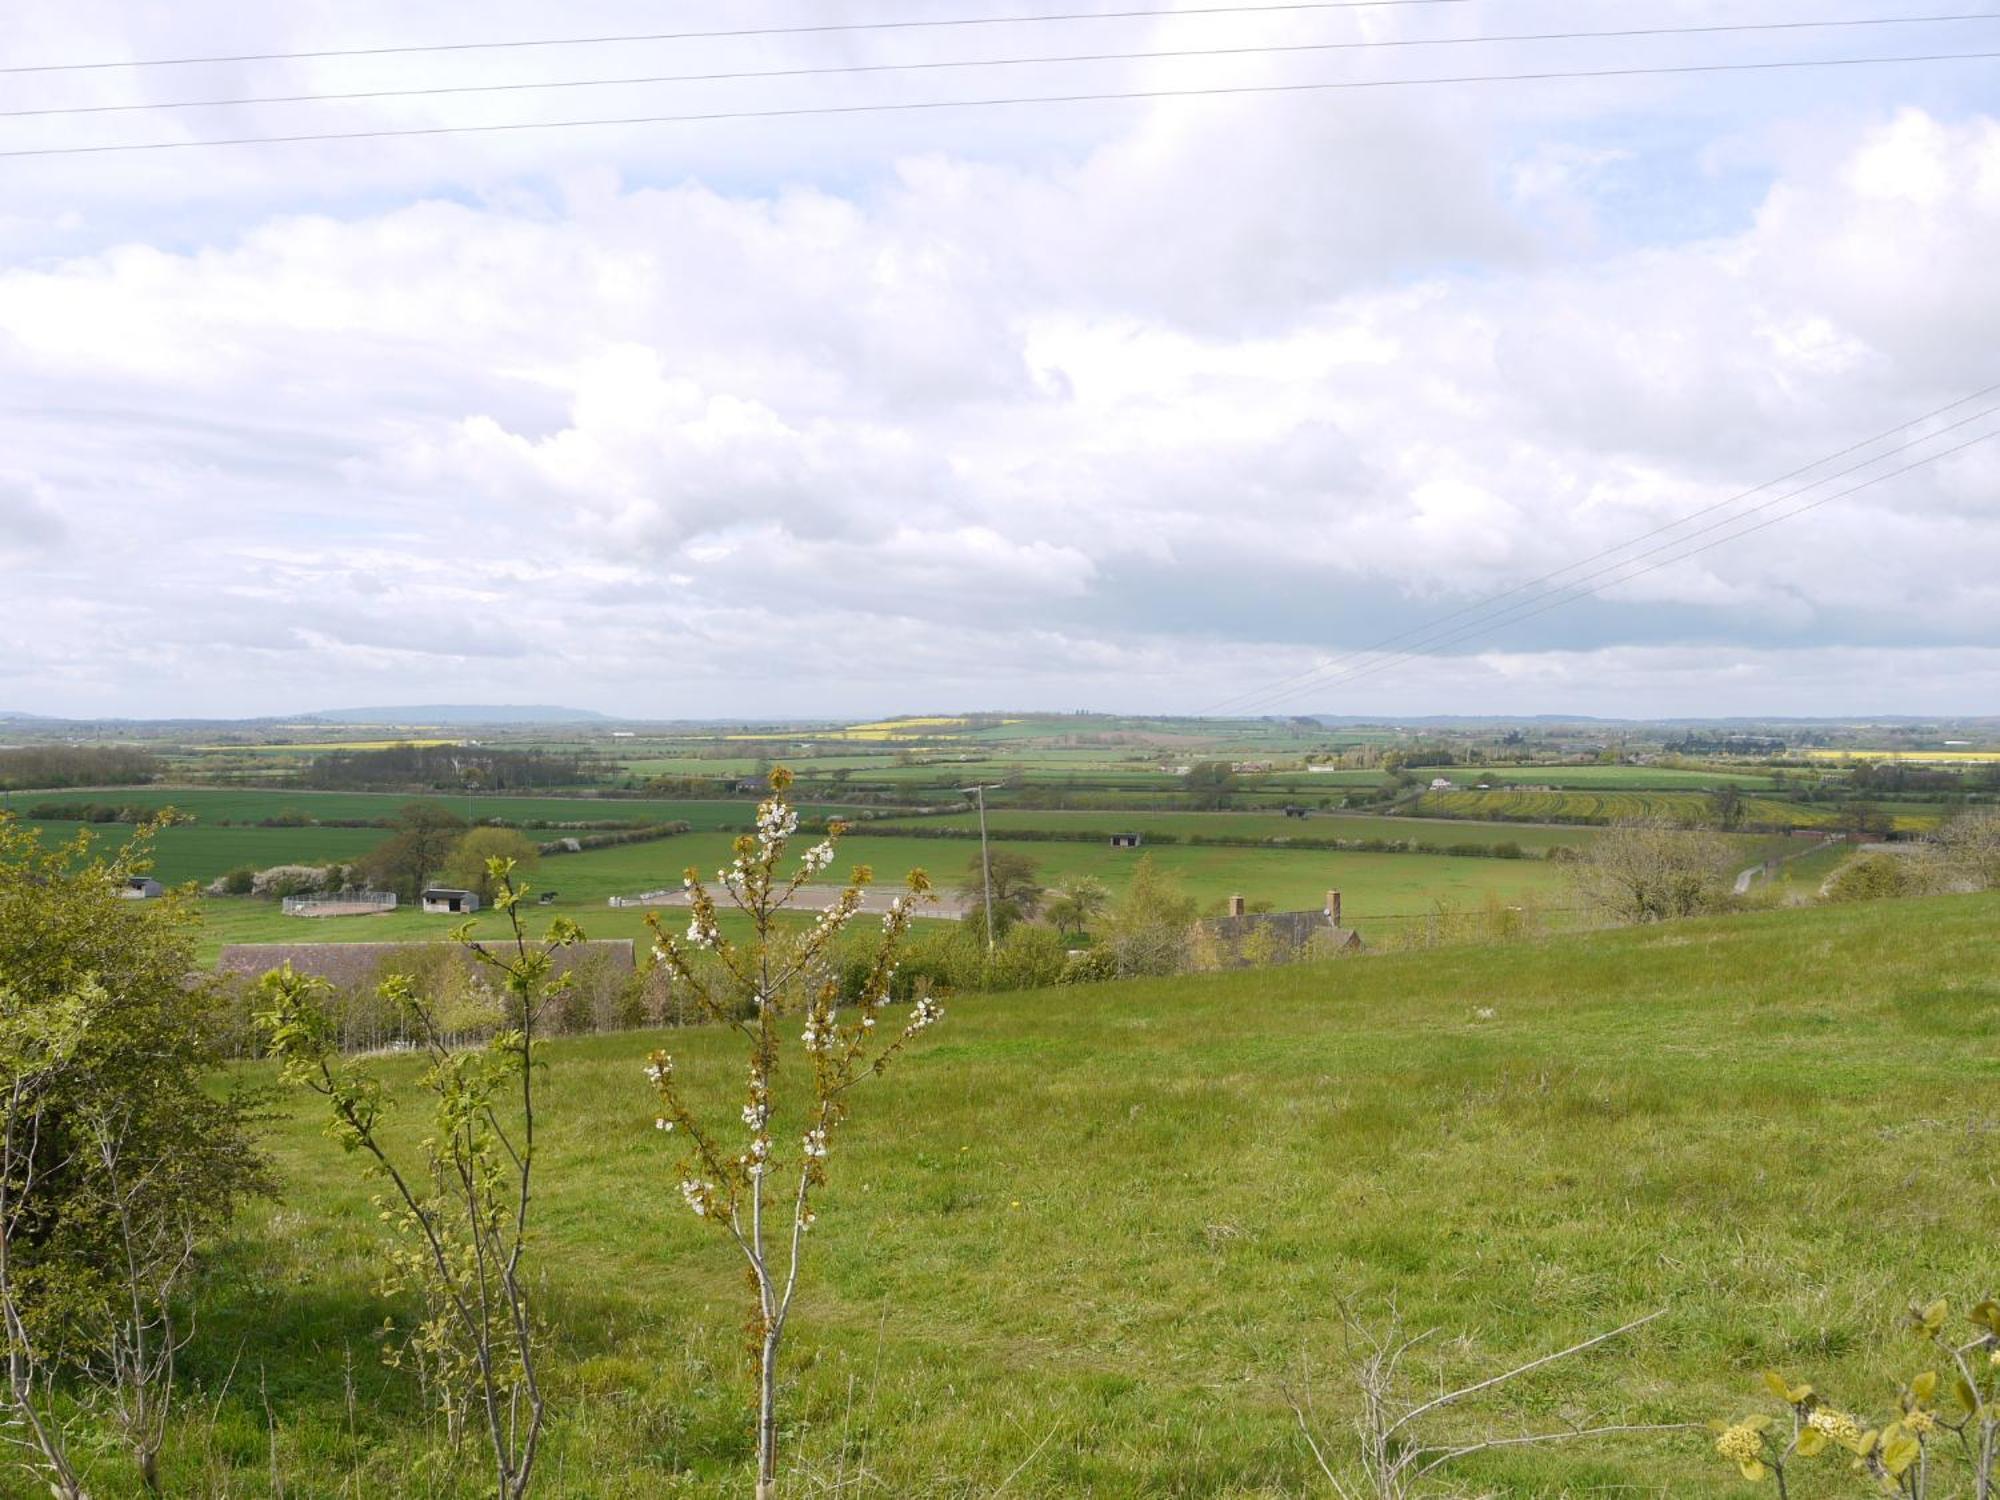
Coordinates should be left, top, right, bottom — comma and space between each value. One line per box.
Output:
962, 782, 1001, 952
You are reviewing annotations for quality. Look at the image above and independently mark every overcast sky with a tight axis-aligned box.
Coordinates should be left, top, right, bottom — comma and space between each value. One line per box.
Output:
2, 0, 1998, 721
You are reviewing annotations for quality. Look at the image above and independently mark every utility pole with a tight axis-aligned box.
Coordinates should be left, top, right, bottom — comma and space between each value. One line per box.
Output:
962, 782, 1001, 952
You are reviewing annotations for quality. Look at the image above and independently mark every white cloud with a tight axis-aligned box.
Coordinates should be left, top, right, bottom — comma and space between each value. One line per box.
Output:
3, 2, 2000, 717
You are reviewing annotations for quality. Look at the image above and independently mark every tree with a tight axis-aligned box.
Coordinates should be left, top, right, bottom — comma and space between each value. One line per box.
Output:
1706, 783, 1746, 830
362, 801, 467, 900
1928, 807, 2000, 890
1569, 820, 1738, 924
259, 860, 573, 1500
1098, 855, 1199, 975
642, 770, 942, 1500
955, 849, 1043, 939
0, 815, 269, 1498
1044, 875, 1110, 939
1185, 761, 1238, 810
444, 827, 541, 901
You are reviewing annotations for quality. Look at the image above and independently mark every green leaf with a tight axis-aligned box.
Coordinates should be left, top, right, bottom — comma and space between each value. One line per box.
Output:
1955, 1376, 1980, 1414
1911, 1370, 1938, 1403
1796, 1428, 1828, 1457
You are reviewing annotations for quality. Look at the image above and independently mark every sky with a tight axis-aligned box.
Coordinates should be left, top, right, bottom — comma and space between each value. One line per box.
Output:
2, 0, 1998, 721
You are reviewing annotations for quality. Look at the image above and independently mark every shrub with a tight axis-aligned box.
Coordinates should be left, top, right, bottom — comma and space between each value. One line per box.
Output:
219, 864, 256, 895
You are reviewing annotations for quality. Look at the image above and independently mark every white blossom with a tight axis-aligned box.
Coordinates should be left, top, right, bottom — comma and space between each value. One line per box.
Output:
802, 1127, 828, 1159
904, 995, 944, 1034
680, 1179, 710, 1217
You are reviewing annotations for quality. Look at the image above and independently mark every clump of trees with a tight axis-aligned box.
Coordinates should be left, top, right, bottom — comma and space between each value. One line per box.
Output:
1569, 819, 1739, 924
0, 745, 160, 791
359, 802, 467, 899
442, 827, 541, 901
0, 816, 269, 1497
955, 848, 1043, 940
298, 744, 595, 791
1824, 809, 2000, 905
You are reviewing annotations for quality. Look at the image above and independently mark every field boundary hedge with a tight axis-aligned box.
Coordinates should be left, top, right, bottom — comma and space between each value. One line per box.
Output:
845, 824, 1540, 860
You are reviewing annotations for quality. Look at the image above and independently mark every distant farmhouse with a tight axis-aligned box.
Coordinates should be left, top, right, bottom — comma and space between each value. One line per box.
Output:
1109, 832, 1143, 849
1196, 890, 1362, 970
120, 876, 164, 900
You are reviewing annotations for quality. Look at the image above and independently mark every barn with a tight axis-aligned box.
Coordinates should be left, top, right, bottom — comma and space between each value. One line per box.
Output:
421, 887, 481, 914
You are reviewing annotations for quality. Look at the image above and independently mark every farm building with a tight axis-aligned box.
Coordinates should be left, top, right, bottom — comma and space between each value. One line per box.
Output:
1430, 777, 1456, 791
421, 886, 481, 914
1109, 833, 1143, 849
1196, 890, 1362, 970
119, 875, 164, 900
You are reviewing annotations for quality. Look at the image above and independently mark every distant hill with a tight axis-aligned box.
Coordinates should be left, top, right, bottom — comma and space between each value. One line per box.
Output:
301, 705, 612, 726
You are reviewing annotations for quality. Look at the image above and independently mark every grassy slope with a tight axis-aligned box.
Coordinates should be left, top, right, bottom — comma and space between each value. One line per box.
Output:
130, 891, 2000, 1499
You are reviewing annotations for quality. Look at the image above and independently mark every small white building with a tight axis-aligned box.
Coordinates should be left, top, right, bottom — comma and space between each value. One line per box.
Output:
421, 887, 481, 915
119, 876, 164, 900
1430, 777, 1456, 791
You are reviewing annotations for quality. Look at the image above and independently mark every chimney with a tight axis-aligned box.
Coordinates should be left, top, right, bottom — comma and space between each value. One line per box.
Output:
1326, 890, 1342, 926
1228, 894, 1246, 918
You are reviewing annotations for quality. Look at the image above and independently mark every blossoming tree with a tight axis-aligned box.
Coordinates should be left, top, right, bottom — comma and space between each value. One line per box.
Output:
642, 769, 940, 1500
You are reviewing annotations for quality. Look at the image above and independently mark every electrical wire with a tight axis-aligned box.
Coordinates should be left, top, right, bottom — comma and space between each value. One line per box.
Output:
9, 13, 1995, 120
1, 1, 1481, 75
3, 47, 1997, 159
1226, 423, 2000, 713
1203, 379, 2000, 714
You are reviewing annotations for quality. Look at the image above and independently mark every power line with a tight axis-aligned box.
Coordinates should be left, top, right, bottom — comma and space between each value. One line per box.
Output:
2, 1, 1478, 75
1204, 379, 2000, 714
1229, 422, 2000, 712
11, 13, 1996, 120
4, 47, 1997, 159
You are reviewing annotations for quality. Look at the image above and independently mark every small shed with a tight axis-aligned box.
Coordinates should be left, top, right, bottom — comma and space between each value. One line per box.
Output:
119, 876, 164, 900
1430, 777, 1455, 791
421, 887, 481, 915
1109, 832, 1143, 849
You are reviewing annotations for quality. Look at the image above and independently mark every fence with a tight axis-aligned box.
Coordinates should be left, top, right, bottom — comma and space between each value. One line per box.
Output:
281, 890, 399, 917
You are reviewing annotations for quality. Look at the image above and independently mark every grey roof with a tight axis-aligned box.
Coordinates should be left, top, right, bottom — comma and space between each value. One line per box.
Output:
1199, 910, 1362, 968
215, 939, 635, 991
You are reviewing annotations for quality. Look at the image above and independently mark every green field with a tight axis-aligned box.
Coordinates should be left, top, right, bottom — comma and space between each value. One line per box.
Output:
178, 827, 1577, 962
1461, 764, 1785, 789
1414, 788, 1943, 833
113, 888, 1995, 1497
4, 786, 787, 829
869, 807, 1599, 851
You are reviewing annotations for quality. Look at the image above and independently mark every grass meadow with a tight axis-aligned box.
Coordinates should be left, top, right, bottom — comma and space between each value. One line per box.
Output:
70, 888, 1997, 1498
188, 833, 1575, 951
869, 807, 1600, 851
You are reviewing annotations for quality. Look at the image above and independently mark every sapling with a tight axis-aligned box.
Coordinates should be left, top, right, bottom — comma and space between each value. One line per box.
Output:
1711, 1297, 2000, 1498
643, 769, 940, 1500
259, 858, 571, 1500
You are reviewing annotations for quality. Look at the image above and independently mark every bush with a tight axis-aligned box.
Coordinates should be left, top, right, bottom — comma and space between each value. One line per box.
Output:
220, 864, 256, 895
1058, 947, 1119, 986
